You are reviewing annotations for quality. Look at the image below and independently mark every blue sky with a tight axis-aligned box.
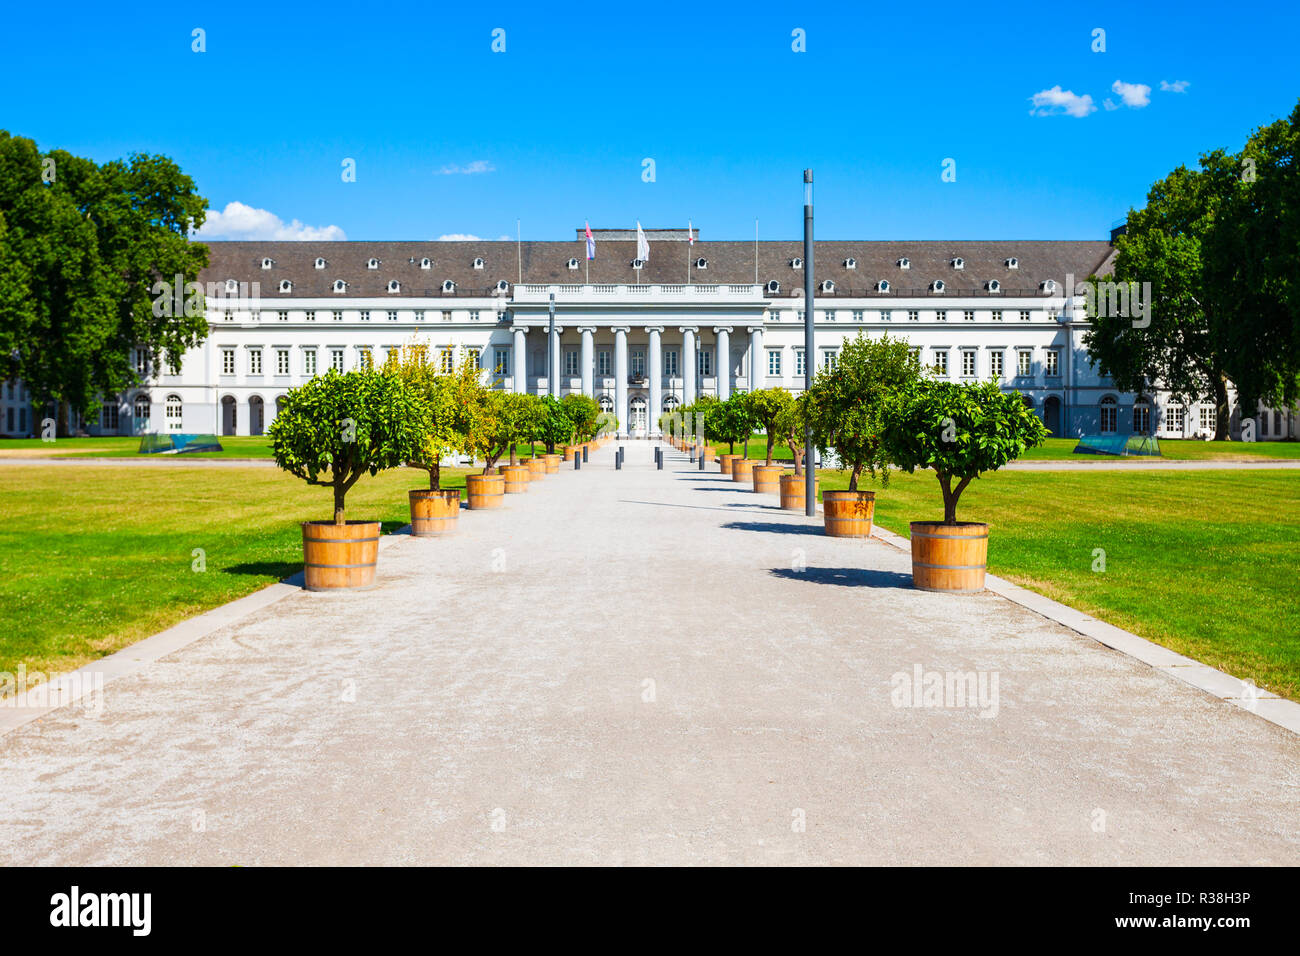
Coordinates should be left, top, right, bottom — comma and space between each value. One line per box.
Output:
3, 0, 1297, 241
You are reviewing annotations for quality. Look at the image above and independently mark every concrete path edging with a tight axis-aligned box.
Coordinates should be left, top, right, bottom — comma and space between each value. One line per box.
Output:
870, 523, 1300, 735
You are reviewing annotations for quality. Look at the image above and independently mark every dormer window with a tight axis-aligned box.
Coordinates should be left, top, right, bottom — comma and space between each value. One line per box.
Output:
790, 257, 803, 269
420, 257, 432, 269
765, 280, 781, 294
695, 257, 708, 270
820, 279, 836, 294
278, 280, 292, 293
314, 257, 327, 270
472, 257, 485, 270
495, 280, 510, 293
631, 258, 646, 269
931, 279, 946, 293
332, 280, 347, 293
224, 279, 239, 296
367, 258, 380, 270
987, 279, 1002, 293
897, 258, 910, 270
877, 279, 891, 293
387, 280, 401, 293
1005, 257, 1019, 269
844, 257, 857, 269
567, 258, 580, 270
951, 257, 965, 270
261, 258, 273, 270
441, 279, 456, 293
1041, 279, 1058, 294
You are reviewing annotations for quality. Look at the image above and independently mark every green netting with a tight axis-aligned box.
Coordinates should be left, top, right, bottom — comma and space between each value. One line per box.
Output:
1073, 434, 1161, 457
138, 433, 223, 454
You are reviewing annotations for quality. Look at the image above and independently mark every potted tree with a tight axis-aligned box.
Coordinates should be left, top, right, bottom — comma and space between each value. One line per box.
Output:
536, 395, 572, 473
775, 393, 815, 510
493, 392, 536, 493
745, 387, 792, 493
461, 384, 508, 509
806, 332, 921, 537
712, 394, 754, 476
562, 393, 600, 458
881, 379, 1047, 592
269, 368, 429, 589
389, 349, 478, 536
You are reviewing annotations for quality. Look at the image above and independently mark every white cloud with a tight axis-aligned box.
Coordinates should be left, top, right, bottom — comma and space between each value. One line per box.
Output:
1111, 80, 1152, 108
194, 201, 346, 241
1103, 98, 1120, 112
434, 160, 496, 175
1160, 80, 1190, 93
1029, 86, 1096, 118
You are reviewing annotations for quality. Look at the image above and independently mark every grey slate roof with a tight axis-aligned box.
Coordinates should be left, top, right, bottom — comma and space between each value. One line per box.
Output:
199, 239, 1115, 298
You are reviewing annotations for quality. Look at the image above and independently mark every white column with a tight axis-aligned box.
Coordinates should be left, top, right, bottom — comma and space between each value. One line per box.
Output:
714, 327, 731, 400
512, 326, 528, 394
647, 326, 663, 435
748, 326, 764, 389
680, 327, 698, 406
614, 327, 629, 437
579, 327, 595, 397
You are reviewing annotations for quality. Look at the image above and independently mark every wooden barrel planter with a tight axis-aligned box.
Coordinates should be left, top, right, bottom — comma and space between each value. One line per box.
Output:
730, 459, 755, 483
408, 489, 460, 537
910, 522, 989, 593
301, 520, 380, 591
822, 490, 875, 537
700, 447, 717, 462
526, 458, 546, 479
778, 473, 819, 511
718, 454, 741, 475
466, 473, 506, 509
498, 463, 530, 493
543, 454, 561, 474
564, 446, 581, 463
751, 464, 783, 494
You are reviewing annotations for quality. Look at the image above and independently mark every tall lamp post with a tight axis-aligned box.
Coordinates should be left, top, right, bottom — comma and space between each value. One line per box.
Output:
803, 169, 816, 517
548, 292, 557, 398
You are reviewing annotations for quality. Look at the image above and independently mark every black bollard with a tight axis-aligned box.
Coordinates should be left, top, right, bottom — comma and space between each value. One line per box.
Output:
698, 449, 705, 471
615, 450, 622, 470
574, 452, 581, 470
582, 445, 588, 463
656, 450, 663, 471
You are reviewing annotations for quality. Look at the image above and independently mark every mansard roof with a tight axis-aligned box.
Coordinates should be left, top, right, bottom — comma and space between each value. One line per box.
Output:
200, 239, 1115, 298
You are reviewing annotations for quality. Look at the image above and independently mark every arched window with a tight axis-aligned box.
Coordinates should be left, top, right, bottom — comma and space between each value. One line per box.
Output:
662, 394, 680, 412
1099, 396, 1118, 434
133, 394, 151, 427
765, 280, 781, 294
333, 279, 347, 293
598, 395, 613, 413
877, 280, 890, 293
387, 280, 401, 293
442, 280, 456, 293
165, 394, 182, 431
278, 280, 293, 293
249, 395, 265, 436
1133, 399, 1151, 435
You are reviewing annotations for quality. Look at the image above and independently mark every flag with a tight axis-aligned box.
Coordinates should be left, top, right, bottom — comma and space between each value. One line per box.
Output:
585, 221, 595, 260
636, 221, 650, 262
687, 221, 695, 245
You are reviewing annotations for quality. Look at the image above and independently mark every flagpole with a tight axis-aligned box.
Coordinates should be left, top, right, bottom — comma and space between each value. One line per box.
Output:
754, 218, 759, 284
516, 219, 522, 284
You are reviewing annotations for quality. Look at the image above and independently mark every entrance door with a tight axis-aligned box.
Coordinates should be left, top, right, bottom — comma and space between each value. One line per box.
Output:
249, 396, 265, 436
629, 395, 648, 436
222, 396, 237, 436
1044, 396, 1061, 436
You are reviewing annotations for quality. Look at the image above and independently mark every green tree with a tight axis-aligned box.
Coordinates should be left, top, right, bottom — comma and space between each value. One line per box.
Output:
561, 393, 601, 442
805, 332, 921, 491
388, 348, 475, 490
269, 368, 430, 524
745, 387, 793, 465
0, 131, 209, 434
1083, 163, 1232, 437
535, 395, 573, 453
710, 394, 754, 455
881, 379, 1047, 525
774, 394, 810, 476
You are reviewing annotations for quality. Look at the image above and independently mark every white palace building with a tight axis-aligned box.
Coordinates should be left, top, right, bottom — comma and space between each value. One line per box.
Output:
6, 227, 1295, 442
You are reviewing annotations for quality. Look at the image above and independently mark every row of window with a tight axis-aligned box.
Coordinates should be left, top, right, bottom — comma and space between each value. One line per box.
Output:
773, 308, 1047, 322
220, 309, 485, 323
219, 345, 482, 378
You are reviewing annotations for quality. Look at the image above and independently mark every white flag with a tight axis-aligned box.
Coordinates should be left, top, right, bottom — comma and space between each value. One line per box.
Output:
687, 220, 695, 245
636, 221, 649, 262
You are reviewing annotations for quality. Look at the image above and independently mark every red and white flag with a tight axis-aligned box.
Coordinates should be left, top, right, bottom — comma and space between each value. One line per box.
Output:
585, 221, 595, 260
687, 221, 695, 245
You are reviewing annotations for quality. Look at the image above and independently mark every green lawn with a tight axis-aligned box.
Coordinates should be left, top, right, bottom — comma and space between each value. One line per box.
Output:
0, 464, 467, 684
0, 435, 275, 458
704, 434, 1300, 464
811, 467, 1300, 700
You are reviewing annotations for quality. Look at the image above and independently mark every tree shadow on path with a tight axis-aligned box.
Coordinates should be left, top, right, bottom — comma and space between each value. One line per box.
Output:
721, 520, 824, 536
769, 567, 914, 589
